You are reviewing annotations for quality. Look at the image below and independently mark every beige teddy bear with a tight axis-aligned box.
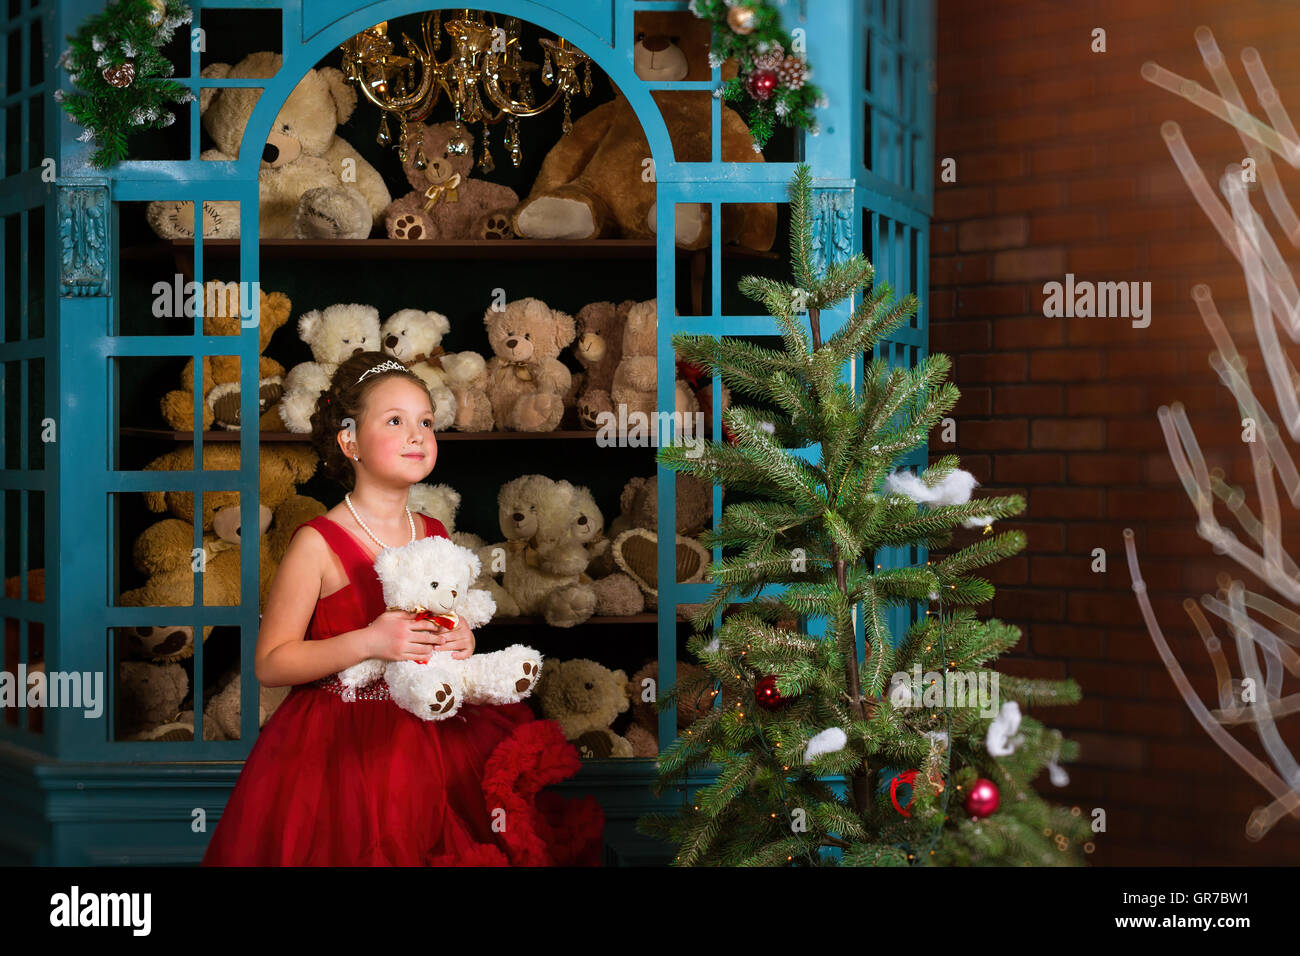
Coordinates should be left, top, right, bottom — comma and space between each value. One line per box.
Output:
553, 481, 645, 617
483, 298, 576, 432
278, 303, 382, 432
380, 308, 490, 432
173, 671, 291, 741
497, 475, 597, 627
118, 661, 189, 741
384, 120, 519, 240
536, 658, 634, 759
601, 473, 715, 609
406, 482, 520, 619
609, 299, 699, 429
145, 51, 390, 240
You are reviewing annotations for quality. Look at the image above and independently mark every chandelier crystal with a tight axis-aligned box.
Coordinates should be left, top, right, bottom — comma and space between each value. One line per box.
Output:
339, 10, 594, 172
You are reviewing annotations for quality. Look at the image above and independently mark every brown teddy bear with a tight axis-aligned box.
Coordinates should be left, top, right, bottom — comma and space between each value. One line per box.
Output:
384, 120, 520, 240
119, 444, 323, 661
483, 298, 577, 432
145, 51, 390, 240
511, 18, 776, 251
624, 659, 717, 757
118, 661, 189, 741
571, 299, 635, 429
160, 281, 294, 432
605, 472, 716, 609
535, 657, 634, 759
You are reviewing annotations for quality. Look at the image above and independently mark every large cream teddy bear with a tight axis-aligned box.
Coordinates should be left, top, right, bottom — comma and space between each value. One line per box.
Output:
554, 480, 646, 617
380, 308, 490, 432
278, 303, 382, 432
483, 298, 577, 432
384, 120, 519, 240
511, 20, 775, 251
145, 51, 390, 240
336, 536, 542, 721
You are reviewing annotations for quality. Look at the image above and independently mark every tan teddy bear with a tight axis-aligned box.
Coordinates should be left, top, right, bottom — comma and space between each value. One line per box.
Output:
535, 658, 634, 759
384, 120, 519, 240
483, 298, 577, 432
160, 281, 293, 432
145, 51, 390, 240
180, 671, 292, 741
118, 661, 190, 741
278, 303, 382, 432
119, 444, 322, 660
609, 299, 698, 427
511, 19, 775, 251
553, 481, 645, 617
497, 475, 597, 627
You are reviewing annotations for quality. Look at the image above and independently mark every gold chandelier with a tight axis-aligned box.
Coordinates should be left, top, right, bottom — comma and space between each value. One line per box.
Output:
339, 10, 594, 172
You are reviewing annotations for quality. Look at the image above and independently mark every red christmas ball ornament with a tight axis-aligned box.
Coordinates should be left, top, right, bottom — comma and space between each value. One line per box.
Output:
746, 69, 778, 102
754, 674, 786, 710
963, 777, 1000, 818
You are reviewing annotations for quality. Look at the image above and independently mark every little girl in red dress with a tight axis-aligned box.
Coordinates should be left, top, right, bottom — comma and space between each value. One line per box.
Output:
202, 354, 604, 866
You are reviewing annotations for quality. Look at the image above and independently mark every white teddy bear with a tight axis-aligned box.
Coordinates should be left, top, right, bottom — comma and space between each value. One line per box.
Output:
379, 308, 489, 432
336, 534, 542, 721
278, 303, 381, 432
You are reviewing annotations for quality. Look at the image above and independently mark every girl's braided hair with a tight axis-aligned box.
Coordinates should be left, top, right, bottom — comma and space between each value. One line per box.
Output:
309, 351, 432, 491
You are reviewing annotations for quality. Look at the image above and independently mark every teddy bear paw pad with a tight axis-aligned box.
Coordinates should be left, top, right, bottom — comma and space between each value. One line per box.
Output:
481, 213, 512, 240
516, 660, 541, 693
428, 682, 457, 716
392, 214, 425, 240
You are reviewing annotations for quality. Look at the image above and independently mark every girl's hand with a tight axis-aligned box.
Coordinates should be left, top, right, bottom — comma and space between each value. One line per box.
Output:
366, 609, 440, 662
432, 617, 475, 660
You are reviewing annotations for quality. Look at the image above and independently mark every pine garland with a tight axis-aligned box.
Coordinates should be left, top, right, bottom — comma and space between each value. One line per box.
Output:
689, 0, 825, 149
55, 0, 195, 168
636, 165, 1093, 866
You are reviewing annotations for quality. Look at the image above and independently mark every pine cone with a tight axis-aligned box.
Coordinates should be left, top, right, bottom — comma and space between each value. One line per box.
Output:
752, 44, 785, 72
776, 55, 806, 90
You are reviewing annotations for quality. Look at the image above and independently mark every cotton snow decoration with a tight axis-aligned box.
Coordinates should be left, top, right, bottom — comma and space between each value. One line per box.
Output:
803, 727, 847, 763
986, 700, 1025, 757
885, 468, 994, 530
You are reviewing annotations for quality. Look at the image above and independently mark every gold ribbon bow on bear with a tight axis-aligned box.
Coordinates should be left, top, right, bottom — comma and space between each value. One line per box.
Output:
503, 360, 533, 382
422, 173, 462, 212
505, 538, 541, 568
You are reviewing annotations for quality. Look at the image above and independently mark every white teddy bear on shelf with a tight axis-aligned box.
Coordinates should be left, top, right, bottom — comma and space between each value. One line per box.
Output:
336, 534, 542, 721
278, 302, 382, 432
379, 308, 489, 432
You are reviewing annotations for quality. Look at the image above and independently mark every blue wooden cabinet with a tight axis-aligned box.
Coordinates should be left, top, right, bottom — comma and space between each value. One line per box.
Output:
0, 0, 933, 865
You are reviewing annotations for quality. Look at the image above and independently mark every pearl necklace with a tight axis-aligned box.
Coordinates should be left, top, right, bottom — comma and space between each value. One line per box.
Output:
345, 493, 416, 551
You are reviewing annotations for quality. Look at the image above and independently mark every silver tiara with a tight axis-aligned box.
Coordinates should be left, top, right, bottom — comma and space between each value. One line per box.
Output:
356, 359, 407, 385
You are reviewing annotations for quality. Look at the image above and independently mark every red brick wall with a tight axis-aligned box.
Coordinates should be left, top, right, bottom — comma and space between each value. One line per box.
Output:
934, 0, 1300, 864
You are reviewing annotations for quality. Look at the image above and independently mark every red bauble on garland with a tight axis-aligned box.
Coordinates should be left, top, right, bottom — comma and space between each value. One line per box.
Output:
746, 68, 778, 102
754, 674, 787, 710
963, 777, 1000, 818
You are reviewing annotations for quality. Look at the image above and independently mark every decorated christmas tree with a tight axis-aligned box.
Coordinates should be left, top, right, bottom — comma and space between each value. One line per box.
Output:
637, 165, 1093, 866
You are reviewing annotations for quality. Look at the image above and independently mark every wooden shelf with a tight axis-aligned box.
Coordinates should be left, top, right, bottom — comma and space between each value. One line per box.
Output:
119, 237, 781, 263
119, 427, 606, 442
484, 613, 672, 627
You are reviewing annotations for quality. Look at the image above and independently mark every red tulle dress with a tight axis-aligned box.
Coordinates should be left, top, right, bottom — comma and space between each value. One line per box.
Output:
202, 513, 605, 867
